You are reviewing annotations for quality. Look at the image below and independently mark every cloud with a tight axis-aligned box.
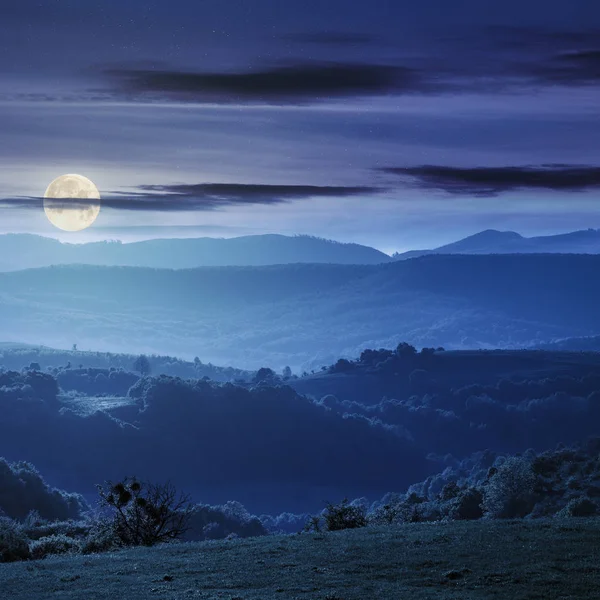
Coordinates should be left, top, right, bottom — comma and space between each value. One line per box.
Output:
1, 183, 382, 212
97, 26, 600, 107
462, 27, 600, 88
382, 165, 600, 197
102, 62, 424, 104
529, 50, 600, 85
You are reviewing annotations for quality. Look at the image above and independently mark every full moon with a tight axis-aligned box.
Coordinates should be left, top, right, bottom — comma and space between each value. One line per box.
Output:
43, 174, 101, 232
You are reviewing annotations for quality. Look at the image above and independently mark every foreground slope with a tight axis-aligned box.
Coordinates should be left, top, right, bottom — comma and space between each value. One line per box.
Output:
1, 519, 599, 599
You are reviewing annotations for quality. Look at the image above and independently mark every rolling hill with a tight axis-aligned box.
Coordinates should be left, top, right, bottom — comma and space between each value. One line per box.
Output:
394, 228, 600, 259
1, 253, 600, 371
0, 233, 392, 271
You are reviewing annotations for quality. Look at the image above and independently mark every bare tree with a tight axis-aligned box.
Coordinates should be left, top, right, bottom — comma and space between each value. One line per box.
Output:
96, 477, 194, 546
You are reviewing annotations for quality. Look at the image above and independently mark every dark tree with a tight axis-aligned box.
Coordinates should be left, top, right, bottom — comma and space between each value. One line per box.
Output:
322, 498, 368, 531
133, 354, 151, 376
396, 342, 417, 357
96, 477, 194, 547
330, 358, 354, 373
253, 367, 275, 383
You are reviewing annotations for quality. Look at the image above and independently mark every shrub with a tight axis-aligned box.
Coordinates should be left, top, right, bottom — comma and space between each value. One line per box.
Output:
30, 534, 82, 560
22, 511, 91, 542
0, 517, 31, 562
557, 497, 598, 518
450, 488, 484, 520
367, 503, 402, 526
322, 498, 368, 531
96, 477, 194, 547
303, 515, 324, 533
182, 502, 268, 542
482, 456, 537, 519
80, 518, 121, 554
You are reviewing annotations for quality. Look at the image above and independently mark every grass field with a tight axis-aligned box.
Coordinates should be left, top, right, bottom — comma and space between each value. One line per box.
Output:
2, 518, 600, 599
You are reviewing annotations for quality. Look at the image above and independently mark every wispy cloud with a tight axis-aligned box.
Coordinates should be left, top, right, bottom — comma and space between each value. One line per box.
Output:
528, 50, 600, 85
102, 62, 424, 104
97, 28, 600, 106
1, 182, 383, 212
382, 165, 600, 197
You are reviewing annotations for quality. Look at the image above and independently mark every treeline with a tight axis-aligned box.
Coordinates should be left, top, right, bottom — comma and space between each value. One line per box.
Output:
2, 437, 599, 563
265, 437, 600, 534
3, 344, 600, 530
0, 457, 268, 562
0, 368, 427, 515
0, 347, 251, 383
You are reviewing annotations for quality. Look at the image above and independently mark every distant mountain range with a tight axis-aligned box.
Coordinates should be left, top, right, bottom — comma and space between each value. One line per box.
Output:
394, 228, 600, 259
3, 228, 600, 272
0, 234, 390, 271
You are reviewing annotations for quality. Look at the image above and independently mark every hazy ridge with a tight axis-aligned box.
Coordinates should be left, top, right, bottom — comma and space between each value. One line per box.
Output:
0, 233, 391, 271
1, 253, 600, 370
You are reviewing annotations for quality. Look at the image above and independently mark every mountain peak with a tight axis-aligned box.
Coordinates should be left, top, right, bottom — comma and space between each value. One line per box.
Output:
468, 229, 523, 240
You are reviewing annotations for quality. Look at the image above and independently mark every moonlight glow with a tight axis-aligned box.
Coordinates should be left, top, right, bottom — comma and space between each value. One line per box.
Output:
43, 174, 101, 232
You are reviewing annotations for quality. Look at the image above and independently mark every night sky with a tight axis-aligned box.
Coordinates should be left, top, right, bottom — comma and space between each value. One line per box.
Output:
1, 0, 599, 253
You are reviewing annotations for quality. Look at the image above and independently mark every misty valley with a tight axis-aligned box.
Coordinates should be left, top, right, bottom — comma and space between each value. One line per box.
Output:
2, 234, 600, 598
4, 0, 600, 593
2, 320, 600, 597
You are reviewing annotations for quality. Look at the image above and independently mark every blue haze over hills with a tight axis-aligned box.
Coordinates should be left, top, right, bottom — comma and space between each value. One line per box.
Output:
2, 252, 600, 371
5, 228, 600, 271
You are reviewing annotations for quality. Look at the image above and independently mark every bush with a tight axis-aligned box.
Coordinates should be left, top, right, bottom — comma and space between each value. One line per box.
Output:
367, 503, 403, 526
80, 519, 121, 554
182, 501, 268, 542
557, 497, 598, 518
302, 515, 323, 533
482, 456, 537, 519
22, 511, 91, 542
30, 534, 81, 560
0, 517, 31, 562
450, 488, 484, 520
96, 477, 194, 547
322, 498, 368, 531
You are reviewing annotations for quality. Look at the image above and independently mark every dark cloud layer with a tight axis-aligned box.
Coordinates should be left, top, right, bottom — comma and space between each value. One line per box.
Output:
530, 50, 600, 84
1, 183, 381, 212
383, 165, 600, 197
100, 27, 600, 105
103, 62, 422, 103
